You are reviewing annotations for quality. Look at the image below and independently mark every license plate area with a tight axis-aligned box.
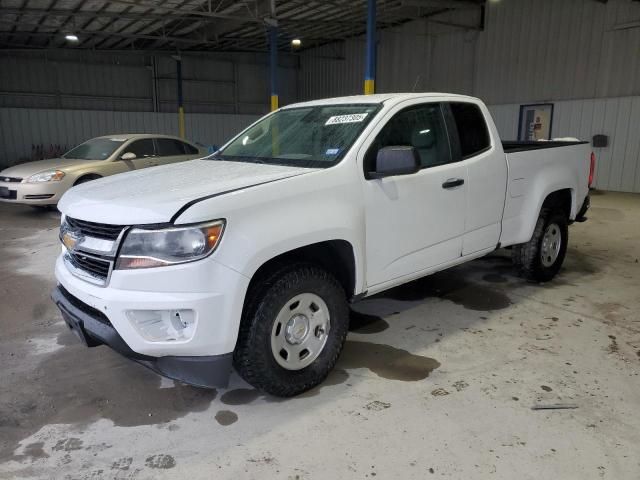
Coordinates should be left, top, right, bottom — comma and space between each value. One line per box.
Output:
59, 309, 102, 348
0, 186, 17, 199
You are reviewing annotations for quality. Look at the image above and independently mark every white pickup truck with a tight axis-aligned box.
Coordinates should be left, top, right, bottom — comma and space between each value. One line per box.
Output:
51, 93, 593, 396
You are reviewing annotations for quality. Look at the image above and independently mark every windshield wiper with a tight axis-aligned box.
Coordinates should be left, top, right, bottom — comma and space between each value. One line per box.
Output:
213, 155, 267, 164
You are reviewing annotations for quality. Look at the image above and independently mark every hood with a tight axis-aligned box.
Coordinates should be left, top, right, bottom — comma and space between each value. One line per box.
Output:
58, 159, 317, 224
0, 158, 89, 179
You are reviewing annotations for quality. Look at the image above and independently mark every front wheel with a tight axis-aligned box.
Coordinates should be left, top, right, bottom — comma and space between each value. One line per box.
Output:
512, 207, 568, 282
234, 263, 349, 397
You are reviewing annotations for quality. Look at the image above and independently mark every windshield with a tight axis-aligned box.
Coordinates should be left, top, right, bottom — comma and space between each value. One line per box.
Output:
214, 104, 381, 168
63, 137, 127, 160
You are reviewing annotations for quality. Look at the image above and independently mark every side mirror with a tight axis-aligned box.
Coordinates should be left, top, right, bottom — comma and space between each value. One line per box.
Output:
120, 152, 136, 160
369, 146, 420, 179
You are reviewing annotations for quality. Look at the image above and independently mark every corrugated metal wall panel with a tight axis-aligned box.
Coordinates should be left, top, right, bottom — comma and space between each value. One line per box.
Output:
489, 95, 640, 193
474, 0, 640, 103
487, 104, 520, 140
0, 50, 297, 114
299, 0, 640, 104
0, 108, 259, 168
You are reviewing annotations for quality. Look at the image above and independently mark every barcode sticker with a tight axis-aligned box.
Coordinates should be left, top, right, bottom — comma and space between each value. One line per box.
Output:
325, 113, 368, 125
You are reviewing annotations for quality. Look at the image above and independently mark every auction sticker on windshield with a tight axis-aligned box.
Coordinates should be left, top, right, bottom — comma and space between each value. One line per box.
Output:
325, 113, 368, 125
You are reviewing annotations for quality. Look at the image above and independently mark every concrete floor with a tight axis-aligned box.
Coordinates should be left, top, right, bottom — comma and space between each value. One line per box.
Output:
0, 192, 639, 480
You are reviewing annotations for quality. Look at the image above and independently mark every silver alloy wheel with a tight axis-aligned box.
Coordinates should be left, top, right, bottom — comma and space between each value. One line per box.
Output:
540, 223, 562, 267
270, 292, 331, 371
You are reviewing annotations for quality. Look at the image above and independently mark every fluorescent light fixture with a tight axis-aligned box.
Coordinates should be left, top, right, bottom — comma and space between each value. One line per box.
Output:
65, 34, 79, 42
291, 38, 302, 47
419, 129, 431, 134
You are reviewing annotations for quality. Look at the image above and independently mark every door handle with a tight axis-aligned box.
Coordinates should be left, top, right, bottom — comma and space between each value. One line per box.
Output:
442, 178, 465, 189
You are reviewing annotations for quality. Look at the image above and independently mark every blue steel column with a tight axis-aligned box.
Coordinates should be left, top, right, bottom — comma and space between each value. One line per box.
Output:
364, 0, 376, 94
176, 57, 185, 138
269, 26, 278, 111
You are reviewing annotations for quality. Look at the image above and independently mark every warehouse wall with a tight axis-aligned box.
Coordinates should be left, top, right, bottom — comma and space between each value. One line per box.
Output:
0, 108, 259, 168
490, 96, 640, 192
0, 49, 298, 115
299, 0, 640, 102
298, 0, 640, 192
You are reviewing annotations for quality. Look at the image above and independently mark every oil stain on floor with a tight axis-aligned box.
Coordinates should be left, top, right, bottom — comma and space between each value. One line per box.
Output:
383, 267, 512, 311
220, 388, 261, 406
0, 334, 219, 462
349, 310, 390, 334
338, 340, 440, 381
215, 410, 238, 426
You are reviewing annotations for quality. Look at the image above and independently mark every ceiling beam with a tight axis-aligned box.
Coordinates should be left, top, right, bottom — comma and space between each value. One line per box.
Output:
0, 8, 384, 27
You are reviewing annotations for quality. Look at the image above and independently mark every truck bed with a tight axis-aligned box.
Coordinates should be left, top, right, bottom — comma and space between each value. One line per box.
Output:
502, 140, 589, 154
499, 140, 591, 248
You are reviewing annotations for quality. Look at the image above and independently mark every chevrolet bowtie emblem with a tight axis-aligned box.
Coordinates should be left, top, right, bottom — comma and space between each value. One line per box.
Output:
62, 230, 82, 251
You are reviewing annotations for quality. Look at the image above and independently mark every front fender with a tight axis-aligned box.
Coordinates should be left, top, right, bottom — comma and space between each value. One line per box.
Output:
175, 166, 367, 295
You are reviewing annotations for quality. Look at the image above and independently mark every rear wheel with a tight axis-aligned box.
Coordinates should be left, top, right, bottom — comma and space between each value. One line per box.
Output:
234, 263, 349, 397
512, 207, 568, 282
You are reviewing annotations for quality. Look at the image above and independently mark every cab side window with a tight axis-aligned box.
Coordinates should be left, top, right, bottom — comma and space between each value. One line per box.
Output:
365, 103, 451, 174
182, 142, 198, 154
448, 102, 491, 158
156, 138, 186, 156
124, 139, 155, 158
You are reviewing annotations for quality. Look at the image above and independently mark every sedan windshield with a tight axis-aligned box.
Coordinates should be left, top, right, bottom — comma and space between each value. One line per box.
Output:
214, 104, 381, 168
63, 138, 127, 160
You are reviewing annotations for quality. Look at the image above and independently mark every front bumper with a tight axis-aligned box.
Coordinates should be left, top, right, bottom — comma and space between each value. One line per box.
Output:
52, 251, 251, 388
0, 180, 68, 205
51, 286, 233, 388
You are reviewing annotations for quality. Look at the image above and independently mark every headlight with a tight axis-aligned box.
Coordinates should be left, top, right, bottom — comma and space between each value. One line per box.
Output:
116, 220, 225, 269
27, 170, 65, 183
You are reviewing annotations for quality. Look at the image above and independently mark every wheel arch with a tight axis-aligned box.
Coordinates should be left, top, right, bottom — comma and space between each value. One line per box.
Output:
244, 240, 357, 304
541, 188, 573, 220
73, 173, 102, 186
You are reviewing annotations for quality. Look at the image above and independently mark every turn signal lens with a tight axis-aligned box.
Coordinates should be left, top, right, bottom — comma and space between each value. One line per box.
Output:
589, 152, 596, 188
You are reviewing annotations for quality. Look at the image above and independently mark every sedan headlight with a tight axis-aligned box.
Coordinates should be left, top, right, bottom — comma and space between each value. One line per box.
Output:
116, 220, 225, 269
27, 170, 65, 183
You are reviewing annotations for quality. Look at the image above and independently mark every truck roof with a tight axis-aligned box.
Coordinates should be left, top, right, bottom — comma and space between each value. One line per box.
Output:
284, 92, 481, 109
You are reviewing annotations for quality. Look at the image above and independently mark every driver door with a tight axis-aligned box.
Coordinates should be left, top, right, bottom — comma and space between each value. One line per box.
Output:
120, 138, 158, 170
361, 101, 468, 288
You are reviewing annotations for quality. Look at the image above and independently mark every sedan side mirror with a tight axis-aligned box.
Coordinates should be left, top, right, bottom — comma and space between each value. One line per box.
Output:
369, 146, 420, 179
120, 152, 136, 160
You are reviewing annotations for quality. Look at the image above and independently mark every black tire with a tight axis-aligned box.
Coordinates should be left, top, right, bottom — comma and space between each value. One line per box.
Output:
74, 175, 100, 185
233, 263, 349, 397
512, 207, 568, 282
29, 205, 57, 211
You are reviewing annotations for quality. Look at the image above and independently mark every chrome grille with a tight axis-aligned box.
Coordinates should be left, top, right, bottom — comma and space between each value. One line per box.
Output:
65, 216, 125, 241
61, 217, 129, 286
67, 251, 111, 280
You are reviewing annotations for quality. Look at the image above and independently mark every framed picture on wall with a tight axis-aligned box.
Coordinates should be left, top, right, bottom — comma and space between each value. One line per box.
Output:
517, 103, 554, 141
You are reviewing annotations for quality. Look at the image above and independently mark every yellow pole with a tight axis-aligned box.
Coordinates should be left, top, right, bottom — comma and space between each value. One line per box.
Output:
364, 0, 376, 95
176, 57, 186, 138
364, 79, 375, 95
